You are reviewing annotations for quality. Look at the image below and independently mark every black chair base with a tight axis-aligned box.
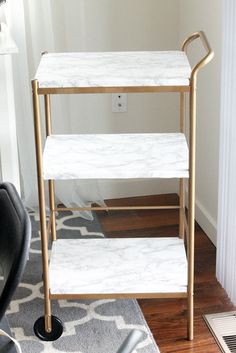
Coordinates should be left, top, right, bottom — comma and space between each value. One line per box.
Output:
34, 316, 63, 341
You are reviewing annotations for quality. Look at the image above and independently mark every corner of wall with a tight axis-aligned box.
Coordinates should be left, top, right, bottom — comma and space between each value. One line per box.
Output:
195, 198, 217, 246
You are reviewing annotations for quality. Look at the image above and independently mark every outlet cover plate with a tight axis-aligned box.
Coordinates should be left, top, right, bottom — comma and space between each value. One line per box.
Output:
112, 93, 127, 113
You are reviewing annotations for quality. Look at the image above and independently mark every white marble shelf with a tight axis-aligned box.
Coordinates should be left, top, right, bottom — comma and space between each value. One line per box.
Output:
43, 133, 189, 180
49, 237, 187, 296
35, 51, 191, 89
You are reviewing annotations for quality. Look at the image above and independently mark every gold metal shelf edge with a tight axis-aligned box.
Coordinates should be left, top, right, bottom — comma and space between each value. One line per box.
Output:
37, 85, 190, 95
53, 205, 181, 212
50, 292, 188, 300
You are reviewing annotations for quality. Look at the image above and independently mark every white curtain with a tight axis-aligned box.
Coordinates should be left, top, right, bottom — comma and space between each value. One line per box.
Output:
216, 0, 236, 304
5, 0, 104, 219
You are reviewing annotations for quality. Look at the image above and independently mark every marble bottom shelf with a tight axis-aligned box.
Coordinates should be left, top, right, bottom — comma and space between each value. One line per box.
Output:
49, 237, 188, 298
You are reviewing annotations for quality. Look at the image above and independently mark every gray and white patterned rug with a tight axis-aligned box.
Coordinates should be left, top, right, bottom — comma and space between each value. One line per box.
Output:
6, 211, 160, 353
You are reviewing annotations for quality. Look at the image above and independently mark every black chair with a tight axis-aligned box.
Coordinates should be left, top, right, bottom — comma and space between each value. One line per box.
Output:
0, 182, 31, 353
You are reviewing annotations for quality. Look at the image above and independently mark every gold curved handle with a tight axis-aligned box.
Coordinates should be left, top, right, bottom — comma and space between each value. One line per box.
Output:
182, 31, 214, 83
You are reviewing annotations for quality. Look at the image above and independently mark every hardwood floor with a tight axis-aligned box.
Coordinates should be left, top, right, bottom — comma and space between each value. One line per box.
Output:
97, 194, 235, 353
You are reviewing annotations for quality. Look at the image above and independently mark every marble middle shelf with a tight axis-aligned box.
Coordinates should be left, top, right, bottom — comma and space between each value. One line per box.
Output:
49, 237, 188, 297
43, 133, 189, 180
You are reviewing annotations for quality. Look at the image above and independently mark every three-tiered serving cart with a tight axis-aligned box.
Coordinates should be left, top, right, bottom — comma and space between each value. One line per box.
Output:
32, 31, 213, 341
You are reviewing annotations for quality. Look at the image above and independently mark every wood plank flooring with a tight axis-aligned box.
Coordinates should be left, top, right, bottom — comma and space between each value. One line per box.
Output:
97, 194, 235, 353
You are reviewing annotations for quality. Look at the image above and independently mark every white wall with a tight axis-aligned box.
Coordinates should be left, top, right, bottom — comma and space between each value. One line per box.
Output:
50, 0, 181, 199
179, 0, 222, 244
50, 1, 222, 242
24, 1, 221, 244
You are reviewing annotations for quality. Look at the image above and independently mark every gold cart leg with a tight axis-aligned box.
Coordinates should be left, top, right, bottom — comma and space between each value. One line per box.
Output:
44, 95, 57, 241
32, 80, 52, 333
181, 31, 214, 341
49, 181, 56, 241
179, 179, 185, 239
187, 80, 197, 341
179, 92, 185, 239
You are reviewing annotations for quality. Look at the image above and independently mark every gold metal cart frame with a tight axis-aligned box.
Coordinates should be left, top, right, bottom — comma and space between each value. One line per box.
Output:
32, 31, 213, 341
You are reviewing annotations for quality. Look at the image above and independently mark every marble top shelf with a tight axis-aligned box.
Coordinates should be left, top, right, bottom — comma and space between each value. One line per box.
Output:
43, 133, 189, 180
35, 51, 191, 90
49, 237, 187, 297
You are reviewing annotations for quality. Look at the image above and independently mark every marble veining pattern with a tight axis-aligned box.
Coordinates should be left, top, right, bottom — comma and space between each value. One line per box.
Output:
43, 133, 189, 180
35, 51, 191, 88
49, 237, 188, 295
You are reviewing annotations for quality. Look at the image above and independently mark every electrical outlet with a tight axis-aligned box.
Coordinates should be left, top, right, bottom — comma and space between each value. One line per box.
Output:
112, 93, 127, 113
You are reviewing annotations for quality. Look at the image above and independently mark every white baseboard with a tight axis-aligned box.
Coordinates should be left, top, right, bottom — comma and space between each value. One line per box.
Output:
195, 198, 217, 246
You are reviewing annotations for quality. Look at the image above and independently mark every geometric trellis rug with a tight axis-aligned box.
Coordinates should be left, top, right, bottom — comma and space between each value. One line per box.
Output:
6, 211, 160, 353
